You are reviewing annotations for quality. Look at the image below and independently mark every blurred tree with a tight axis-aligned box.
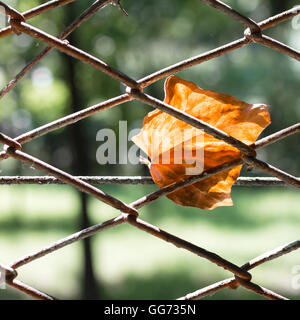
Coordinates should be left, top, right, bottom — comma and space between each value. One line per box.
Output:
61, 4, 99, 299
0, 0, 299, 299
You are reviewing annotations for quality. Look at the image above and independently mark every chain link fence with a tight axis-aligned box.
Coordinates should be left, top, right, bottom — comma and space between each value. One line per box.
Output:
0, 0, 299, 300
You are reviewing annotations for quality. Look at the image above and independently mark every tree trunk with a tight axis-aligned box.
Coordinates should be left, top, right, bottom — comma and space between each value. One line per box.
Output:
62, 5, 99, 300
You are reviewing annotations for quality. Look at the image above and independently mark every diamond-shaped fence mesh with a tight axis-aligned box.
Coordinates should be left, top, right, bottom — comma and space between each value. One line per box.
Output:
0, 0, 299, 300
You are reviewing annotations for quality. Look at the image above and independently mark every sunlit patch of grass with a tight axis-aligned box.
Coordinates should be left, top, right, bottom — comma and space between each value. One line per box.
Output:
0, 185, 79, 231
0, 231, 82, 299
0, 185, 299, 299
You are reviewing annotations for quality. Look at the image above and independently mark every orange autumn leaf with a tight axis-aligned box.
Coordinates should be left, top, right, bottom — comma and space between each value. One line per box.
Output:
132, 75, 271, 210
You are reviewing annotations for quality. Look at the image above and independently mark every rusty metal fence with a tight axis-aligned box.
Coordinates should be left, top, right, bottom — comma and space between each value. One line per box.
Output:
0, 0, 299, 300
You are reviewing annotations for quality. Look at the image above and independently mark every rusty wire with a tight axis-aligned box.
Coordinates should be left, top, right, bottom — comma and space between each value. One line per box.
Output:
0, 176, 298, 186
0, 0, 299, 300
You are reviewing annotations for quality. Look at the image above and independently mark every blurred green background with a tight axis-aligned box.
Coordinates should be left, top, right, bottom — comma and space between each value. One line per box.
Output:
0, 0, 299, 300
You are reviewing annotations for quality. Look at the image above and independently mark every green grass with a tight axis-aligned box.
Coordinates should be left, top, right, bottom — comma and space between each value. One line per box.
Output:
0, 184, 299, 300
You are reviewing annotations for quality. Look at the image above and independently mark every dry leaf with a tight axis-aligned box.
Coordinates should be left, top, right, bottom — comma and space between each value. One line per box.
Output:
132, 75, 271, 210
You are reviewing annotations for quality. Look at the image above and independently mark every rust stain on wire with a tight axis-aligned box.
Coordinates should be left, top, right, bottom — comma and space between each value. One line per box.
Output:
0, 0, 299, 300
0, 0, 76, 39
0, 176, 297, 186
